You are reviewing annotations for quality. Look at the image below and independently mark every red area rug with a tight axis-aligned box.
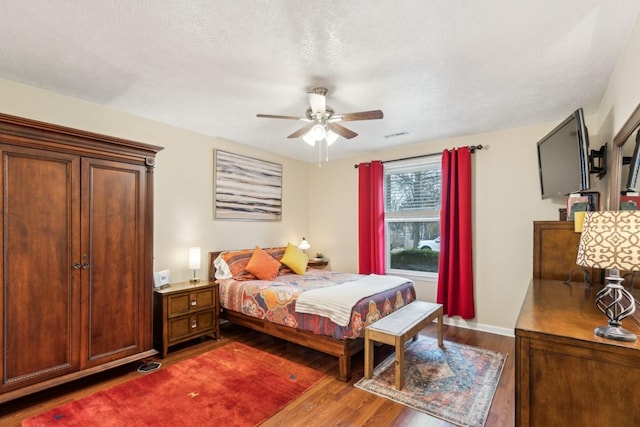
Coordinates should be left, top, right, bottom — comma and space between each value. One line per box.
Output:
23, 342, 325, 426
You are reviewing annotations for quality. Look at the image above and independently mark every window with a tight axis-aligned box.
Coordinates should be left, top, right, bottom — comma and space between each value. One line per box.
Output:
384, 155, 442, 275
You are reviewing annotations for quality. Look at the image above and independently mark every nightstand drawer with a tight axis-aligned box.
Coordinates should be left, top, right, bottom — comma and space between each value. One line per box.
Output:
167, 288, 215, 317
167, 310, 215, 342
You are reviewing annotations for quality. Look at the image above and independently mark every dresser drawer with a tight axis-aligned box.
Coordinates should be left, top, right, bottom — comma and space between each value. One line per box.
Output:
167, 288, 215, 317
167, 310, 215, 342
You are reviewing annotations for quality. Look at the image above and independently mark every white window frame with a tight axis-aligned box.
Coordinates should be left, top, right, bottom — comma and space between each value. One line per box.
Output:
384, 155, 442, 278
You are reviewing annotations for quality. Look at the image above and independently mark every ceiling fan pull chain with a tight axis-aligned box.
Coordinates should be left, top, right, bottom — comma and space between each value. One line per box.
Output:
325, 139, 329, 163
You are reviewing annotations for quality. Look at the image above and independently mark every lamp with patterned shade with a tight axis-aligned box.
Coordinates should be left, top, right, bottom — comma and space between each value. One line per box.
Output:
576, 211, 640, 342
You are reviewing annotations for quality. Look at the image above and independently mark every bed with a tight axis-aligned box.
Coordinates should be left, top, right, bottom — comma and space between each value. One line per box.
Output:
208, 246, 416, 381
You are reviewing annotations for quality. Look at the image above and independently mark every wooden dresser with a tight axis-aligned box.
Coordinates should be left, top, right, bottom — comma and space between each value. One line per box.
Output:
533, 220, 601, 284
515, 279, 640, 426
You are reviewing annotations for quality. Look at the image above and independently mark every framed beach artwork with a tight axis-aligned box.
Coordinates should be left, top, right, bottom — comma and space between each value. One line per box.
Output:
214, 150, 282, 221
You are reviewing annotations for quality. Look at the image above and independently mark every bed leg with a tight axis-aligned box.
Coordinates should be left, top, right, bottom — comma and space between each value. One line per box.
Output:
338, 354, 351, 382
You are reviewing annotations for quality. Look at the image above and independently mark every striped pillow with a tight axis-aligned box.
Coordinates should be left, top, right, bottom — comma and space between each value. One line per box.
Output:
221, 249, 256, 280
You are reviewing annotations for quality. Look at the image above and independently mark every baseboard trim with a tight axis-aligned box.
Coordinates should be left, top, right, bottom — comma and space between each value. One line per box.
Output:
442, 317, 514, 337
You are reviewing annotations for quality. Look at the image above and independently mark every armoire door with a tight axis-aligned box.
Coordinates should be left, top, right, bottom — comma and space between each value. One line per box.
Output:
80, 157, 149, 367
0, 144, 81, 392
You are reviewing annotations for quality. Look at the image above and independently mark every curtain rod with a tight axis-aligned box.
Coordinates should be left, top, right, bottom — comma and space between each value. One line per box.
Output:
353, 144, 483, 168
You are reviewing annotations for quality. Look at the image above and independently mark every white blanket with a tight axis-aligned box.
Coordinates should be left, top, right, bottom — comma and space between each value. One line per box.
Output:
294, 274, 411, 327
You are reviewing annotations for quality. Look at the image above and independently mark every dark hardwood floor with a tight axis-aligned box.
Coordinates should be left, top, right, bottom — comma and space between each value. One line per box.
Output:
0, 322, 515, 426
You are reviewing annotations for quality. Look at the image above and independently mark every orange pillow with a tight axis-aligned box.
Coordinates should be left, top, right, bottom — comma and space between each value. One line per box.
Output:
245, 246, 281, 280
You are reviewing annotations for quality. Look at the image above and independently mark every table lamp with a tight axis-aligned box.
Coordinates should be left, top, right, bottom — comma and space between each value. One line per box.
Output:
298, 237, 310, 253
189, 246, 201, 283
576, 211, 640, 342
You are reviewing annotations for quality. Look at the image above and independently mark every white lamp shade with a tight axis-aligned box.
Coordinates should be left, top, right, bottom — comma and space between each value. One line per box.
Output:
302, 131, 316, 146
325, 130, 339, 146
303, 124, 328, 146
188, 247, 201, 270
298, 238, 311, 250
311, 124, 326, 140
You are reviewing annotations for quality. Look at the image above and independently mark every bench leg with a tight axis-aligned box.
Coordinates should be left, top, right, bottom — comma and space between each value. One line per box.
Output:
395, 335, 404, 390
364, 331, 374, 379
437, 311, 444, 348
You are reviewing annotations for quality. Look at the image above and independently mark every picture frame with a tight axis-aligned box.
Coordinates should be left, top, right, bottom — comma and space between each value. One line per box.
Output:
620, 195, 640, 210
580, 191, 600, 212
566, 191, 600, 220
153, 270, 171, 289
566, 195, 589, 220
214, 150, 282, 221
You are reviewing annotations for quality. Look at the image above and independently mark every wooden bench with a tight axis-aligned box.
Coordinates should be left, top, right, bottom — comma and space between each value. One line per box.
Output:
364, 300, 444, 390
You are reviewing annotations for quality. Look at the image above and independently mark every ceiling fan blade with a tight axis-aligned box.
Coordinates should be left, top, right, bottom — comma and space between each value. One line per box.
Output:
287, 123, 315, 139
308, 92, 326, 115
328, 122, 358, 139
257, 113, 306, 120
332, 110, 384, 122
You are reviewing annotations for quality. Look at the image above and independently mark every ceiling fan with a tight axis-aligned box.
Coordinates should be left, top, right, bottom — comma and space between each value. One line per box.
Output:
256, 87, 383, 148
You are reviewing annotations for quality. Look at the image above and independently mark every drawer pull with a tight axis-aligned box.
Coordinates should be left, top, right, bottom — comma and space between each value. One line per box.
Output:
191, 319, 197, 329
190, 298, 197, 307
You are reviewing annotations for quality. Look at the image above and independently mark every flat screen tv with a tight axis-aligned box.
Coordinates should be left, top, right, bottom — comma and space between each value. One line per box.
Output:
624, 129, 640, 192
537, 108, 590, 199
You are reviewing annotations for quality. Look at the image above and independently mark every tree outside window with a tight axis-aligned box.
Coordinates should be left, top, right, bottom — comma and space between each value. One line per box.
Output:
384, 156, 441, 274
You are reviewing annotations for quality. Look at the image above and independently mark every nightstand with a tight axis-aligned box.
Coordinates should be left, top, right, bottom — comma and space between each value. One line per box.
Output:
153, 280, 219, 358
307, 258, 329, 269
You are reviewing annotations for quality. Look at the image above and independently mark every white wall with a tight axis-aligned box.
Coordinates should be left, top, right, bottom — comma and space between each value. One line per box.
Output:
308, 14, 640, 335
0, 78, 310, 283
596, 13, 640, 207
308, 122, 587, 335
0, 12, 638, 335
598, 13, 640, 136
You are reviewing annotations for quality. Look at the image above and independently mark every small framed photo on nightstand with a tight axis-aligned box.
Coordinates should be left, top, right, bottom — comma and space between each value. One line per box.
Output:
153, 270, 171, 289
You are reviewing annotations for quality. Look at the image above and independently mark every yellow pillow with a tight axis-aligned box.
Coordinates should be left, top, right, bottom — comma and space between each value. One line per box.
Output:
245, 246, 281, 280
280, 243, 309, 275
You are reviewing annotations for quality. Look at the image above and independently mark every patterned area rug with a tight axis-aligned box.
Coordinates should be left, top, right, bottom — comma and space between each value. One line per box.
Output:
354, 336, 506, 427
23, 342, 325, 427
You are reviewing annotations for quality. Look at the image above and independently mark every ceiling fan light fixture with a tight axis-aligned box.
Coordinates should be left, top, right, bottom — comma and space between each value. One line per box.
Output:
325, 130, 339, 146
311, 123, 326, 140
302, 131, 316, 146
256, 87, 383, 163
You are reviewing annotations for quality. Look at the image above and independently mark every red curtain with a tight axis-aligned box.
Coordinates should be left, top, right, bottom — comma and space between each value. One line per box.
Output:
358, 161, 385, 274
437, 147, 475, 319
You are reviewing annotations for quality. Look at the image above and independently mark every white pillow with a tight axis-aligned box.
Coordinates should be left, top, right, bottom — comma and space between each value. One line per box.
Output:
213, 253, 232, 279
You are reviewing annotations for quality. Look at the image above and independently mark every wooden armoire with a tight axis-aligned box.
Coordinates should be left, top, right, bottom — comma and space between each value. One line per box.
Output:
0, 113, 163, 403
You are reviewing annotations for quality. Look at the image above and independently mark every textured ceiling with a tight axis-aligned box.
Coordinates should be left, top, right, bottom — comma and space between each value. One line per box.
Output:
1, 1, 639, 162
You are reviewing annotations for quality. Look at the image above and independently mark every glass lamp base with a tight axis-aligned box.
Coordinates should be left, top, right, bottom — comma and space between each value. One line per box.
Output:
594, 325, 637, 342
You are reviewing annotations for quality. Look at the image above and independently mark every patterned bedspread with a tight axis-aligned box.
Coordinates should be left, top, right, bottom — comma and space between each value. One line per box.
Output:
218, 269, 416, 339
